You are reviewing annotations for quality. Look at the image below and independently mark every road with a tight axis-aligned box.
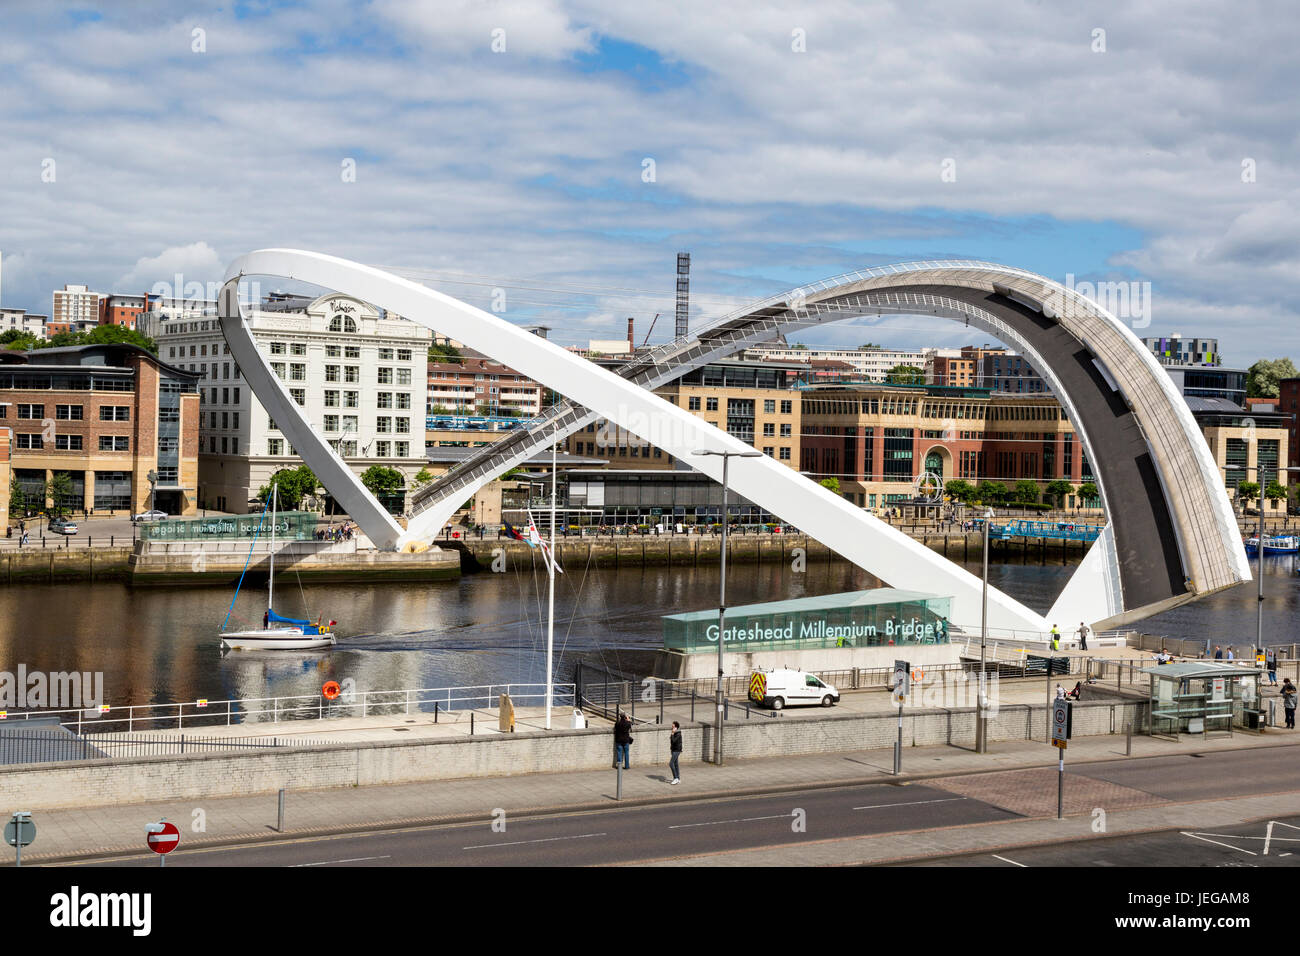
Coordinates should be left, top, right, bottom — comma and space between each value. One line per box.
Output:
56, 746, 1300, 867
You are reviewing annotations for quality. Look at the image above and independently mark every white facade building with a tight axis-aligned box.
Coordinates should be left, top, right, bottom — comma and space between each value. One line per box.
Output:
741, 345, 936, 380
51, 283, 104, 333
156, 292, 431, 513
0, 308, 47, 337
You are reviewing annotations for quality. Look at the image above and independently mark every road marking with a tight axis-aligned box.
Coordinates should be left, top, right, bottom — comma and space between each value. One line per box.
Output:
290, 855, 391, 867
991, 854, 1026, 867
669, 813, 795, 830
1180, 832, 1257, 856
852, 797, 968, 811
464, 832, 606, 850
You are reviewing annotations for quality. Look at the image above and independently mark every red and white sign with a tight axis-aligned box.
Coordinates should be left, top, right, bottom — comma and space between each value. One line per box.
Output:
146, 821, 180, 854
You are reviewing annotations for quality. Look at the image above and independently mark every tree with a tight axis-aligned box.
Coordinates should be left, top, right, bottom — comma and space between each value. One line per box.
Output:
410, 467, 434, 490
1013, 479, 1040, 505
1, 325, 157, 354
790, 343, 808, 350
360, 465, 405, 497
1078, 481, 1099, 505
429, 404, 452, 415
1265, 480, 1287, 504
8, 477, 26, 517
944, 478, 975, 504
0, 330, 41, 350
976, 480, 1008, 505
259, 465, 318, 509
857, 343, 881, 351
427, 342, 463, 362
1237, 481, 1260, 508
818, 477, 841, 495
46, 472, 74, 517
885, 364, 924, 386
1247, 358, 1298, 399
1044, 479, 1073, 509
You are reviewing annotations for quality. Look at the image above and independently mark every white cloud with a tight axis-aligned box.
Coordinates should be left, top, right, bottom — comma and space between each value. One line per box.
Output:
116, 243, 225, 294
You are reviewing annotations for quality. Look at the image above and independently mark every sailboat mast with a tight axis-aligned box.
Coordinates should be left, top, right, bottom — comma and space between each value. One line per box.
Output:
269, 483, 276, 616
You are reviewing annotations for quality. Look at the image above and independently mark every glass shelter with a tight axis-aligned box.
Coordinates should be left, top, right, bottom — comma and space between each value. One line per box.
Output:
1139, 661, 1265, 739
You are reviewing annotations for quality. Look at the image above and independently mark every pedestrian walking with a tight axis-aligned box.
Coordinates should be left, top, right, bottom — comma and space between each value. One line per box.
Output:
1049, 625, 1061, 652
668, 721, 682, 785
613, 711, 633, 769
1076, 621, 1090, 651
1282, 679, 1297, 729
1267, 649, 1278, 686
1226, 648, 1235, 661
1214, 645, 1223, 660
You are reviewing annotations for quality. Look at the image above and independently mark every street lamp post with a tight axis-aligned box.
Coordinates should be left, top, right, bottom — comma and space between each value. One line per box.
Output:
976, 507, 994, 753
692, 448, 762, 766
1225, 463, 1300, 655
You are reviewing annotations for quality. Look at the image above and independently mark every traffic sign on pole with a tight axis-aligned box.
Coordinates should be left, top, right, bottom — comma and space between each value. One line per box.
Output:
6, 812, 35, 867
1052, 699, 1072, 744
146, 820, 179, 865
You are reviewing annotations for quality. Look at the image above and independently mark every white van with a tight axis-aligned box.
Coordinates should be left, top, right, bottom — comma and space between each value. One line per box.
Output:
748, 669, 840, 710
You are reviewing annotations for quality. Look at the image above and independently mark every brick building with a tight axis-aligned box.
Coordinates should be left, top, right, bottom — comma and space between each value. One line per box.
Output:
0, 345, 200, 516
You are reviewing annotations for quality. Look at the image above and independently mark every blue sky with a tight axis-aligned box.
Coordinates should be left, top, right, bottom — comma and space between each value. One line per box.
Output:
1, 0, 1297, 366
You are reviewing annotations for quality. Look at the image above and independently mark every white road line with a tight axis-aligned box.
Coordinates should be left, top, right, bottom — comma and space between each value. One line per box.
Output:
669, 814, 794, 830
852, 797, 969, 811
1180, 832, 1257, 856
992, 854, 1026, 867
290, 855, 391, 867
463, 832, 606, 850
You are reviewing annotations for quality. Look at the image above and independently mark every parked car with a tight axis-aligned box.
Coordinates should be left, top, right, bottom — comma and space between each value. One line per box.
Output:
47, 517, 79, 536
132, 510, 168, 523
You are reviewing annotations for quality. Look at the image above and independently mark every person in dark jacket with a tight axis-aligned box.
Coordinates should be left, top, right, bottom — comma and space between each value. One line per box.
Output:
613, 712, 633, 769
668, 721, 682, 785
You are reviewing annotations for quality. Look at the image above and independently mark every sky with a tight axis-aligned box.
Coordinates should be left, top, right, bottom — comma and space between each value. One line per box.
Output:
0, 0, 1296, 367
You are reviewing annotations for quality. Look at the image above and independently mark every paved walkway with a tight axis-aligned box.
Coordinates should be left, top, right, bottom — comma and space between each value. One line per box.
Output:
15, 722, 1300, 864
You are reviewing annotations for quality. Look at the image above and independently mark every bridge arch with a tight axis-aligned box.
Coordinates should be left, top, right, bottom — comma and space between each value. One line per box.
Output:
219, 251, 1246, 633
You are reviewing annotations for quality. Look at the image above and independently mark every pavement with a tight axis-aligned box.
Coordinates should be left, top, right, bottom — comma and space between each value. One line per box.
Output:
19, 715, 1300, 866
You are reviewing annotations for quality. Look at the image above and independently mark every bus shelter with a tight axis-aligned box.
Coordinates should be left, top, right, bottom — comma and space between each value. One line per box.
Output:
1139, 661, 1264, 740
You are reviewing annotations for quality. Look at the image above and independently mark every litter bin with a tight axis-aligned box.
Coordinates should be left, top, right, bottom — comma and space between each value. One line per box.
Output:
1246, 710, 1262, 730
571, 709, 587, 729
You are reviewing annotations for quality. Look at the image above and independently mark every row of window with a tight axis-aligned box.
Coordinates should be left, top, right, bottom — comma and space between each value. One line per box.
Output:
264, 438, 412, 457
206, 387, 242, 405
6, 404, 130, 421
685, 396, 797, 415
16, 435, 128, 451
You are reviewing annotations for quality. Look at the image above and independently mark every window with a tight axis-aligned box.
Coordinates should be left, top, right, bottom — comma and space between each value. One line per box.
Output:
325, 366, 340, 382
688, 396, 701, 411
763, 446, 775, 456
397, 393, 411, 410
324, 390, 339, 407
268, 438, 284, 455
378, 348, 394, 361
345, 345, 360, 359
233, 387, 240, 404
221, 412, 229, 429
290, 389, 306, 406
16, 434, 42, 449
290, 343, 306, 356
396, 418, 410, 434
779, 447, 791, 460
397, 349, 412, 362
328, 316, 357, 333
290, 363, 306, 381
763, 423, 775, 437
232, 412, 239, 429
344, 391, 359, 408
339, 441, 356, 456
324, 415, 340, 432
377, 392, 392, 409
706, 397, 718, 412
375, 441, 391, 457
55, 404, 83, 420
270, 342, 286, 355
780, 423, 792, 437
343, 415, 358, 433
345, 367, 360, 383
397, 368, 412, 386
377, 368, 393, 385
326, 344, 341, 358
17, 404, 43, 419
764, 399, 775, 413
99, 436, 129, 451
780, 400, 792, 414
99, 406, 130, 422
376, 417, 392, 433
271, 362, 286, 379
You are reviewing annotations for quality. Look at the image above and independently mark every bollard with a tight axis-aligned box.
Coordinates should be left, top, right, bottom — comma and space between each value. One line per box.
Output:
277, 789, 285, 832
616, 762, 623, 801
691, 690, 696, 722
470, 712, 474, 736
434, 701, 438, 723
1126, 721, 1133, 756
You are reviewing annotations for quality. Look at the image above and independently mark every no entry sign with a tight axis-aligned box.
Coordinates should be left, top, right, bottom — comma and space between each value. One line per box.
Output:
146, 821, 180, 855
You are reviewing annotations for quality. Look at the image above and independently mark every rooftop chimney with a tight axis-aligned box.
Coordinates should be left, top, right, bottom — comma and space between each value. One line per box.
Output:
627, 317, 634, 351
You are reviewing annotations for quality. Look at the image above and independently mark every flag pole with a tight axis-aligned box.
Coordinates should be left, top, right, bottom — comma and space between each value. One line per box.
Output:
546, 440, 557, 730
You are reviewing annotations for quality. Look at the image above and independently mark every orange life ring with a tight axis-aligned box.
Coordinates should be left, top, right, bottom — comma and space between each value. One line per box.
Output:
322, 681, 341, 700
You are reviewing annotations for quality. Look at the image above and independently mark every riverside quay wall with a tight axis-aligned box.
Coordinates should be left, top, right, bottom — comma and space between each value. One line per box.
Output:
0, 542, 460, 585
3, 699, 1145, 809
458, 530, 1093, 572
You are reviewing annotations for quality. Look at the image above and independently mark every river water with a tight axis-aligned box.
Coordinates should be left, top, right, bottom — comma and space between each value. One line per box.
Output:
0, 553, 1296, 709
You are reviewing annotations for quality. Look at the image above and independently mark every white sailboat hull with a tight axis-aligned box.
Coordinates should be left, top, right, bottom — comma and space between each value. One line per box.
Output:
220, 628, 337, 651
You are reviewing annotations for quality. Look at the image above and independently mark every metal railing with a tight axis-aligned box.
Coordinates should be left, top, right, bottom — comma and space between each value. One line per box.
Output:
0, 730, 343, 766
0, 682, 578, 735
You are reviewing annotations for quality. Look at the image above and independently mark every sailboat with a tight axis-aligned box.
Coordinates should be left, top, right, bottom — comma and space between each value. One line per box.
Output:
220, 485, 337, 651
